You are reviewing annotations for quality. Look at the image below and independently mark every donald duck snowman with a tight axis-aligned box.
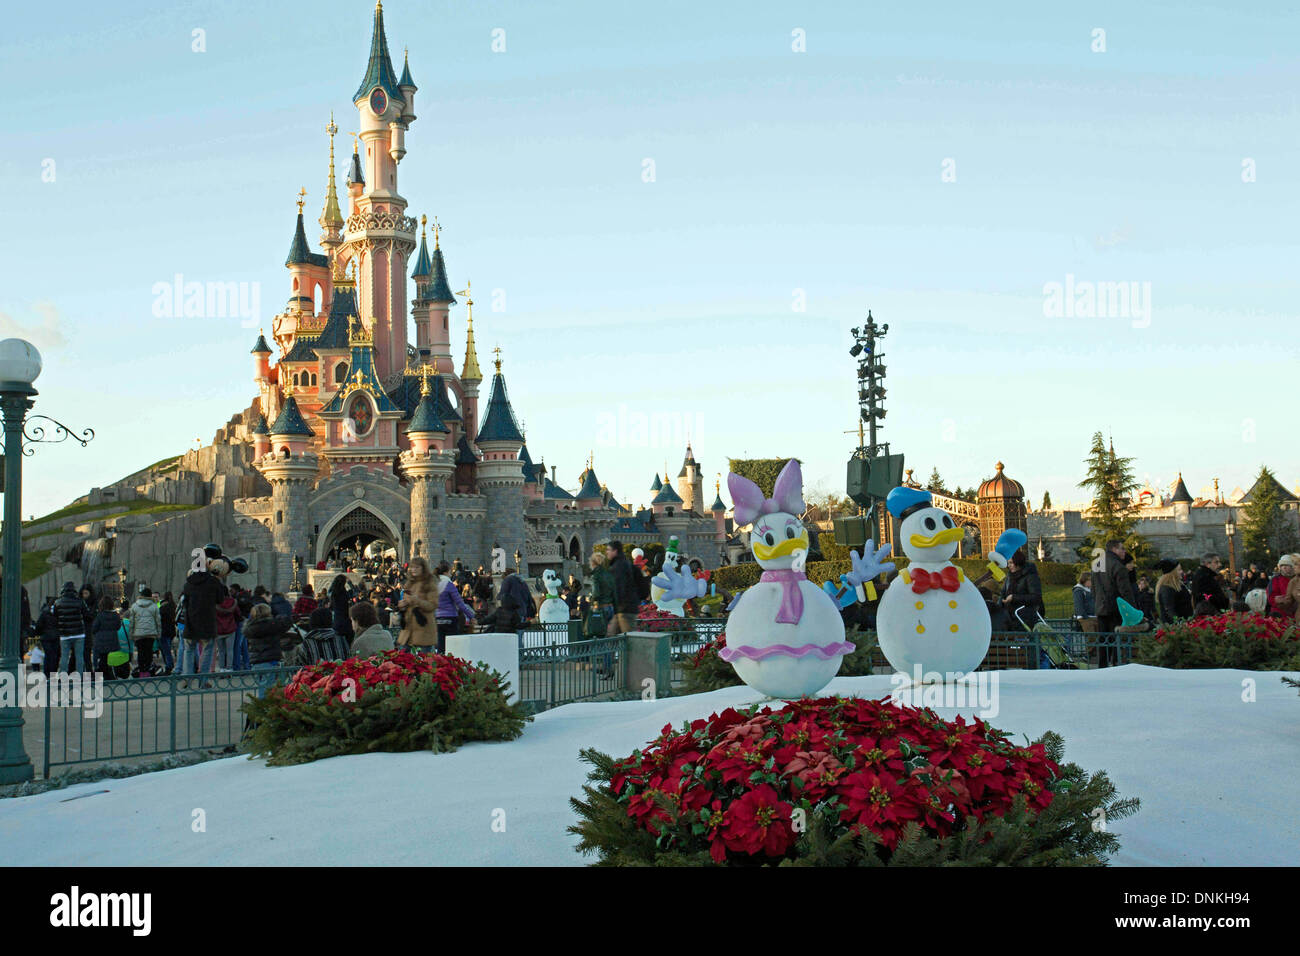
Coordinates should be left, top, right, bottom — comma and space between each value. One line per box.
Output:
875, 486, 994, 681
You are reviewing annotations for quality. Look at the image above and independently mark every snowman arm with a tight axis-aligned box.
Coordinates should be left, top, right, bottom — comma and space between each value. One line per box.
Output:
844, 540, 896, 589
652, 564, 707, 601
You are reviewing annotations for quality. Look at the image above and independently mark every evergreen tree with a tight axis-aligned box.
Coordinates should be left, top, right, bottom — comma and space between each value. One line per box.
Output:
1077, 432, 1151, 562
1041, 490, 1052, 511
926, 468, 947, 495
1239, 466, 1300, 566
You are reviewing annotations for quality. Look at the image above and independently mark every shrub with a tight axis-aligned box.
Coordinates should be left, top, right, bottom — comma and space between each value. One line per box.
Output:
241, 649, 529, 766
1136, 612, 1300, 670
570, 696, 1138, 865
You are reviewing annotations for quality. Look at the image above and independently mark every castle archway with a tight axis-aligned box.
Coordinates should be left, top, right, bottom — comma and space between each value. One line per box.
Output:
317, 500, 404, 564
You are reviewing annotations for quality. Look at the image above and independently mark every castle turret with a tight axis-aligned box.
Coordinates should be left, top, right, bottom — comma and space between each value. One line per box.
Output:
675, 443, 704, 514
251, 332, 272, 383
475, 351, 527, 573
575, 456, 605, 511
711, 476, 727, 542
257, 388, 319, 583
249, 410, 270, 460
398, 48, 417, 125
399, 365, 455, 564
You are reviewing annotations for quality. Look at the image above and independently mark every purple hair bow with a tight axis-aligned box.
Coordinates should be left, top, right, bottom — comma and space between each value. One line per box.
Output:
728, 459, 805, 527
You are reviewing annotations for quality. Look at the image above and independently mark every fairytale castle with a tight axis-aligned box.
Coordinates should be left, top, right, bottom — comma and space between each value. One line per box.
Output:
214, 3, 724, 588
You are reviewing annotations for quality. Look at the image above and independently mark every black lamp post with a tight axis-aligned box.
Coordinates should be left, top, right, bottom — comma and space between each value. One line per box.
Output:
1225, 518, 1237, 578
514, 548, 522, 571
0, 338, 94, 784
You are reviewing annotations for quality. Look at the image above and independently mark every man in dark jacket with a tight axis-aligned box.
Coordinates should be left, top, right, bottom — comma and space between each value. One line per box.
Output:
1000, 550, 1044, 630
607, 540, 648, 634
182, 563, 226, 675
54, 581, 93, 674
1190, 553, 1231, 613
498, 569, 535, 633
35, 597, 61, 675
1092, 539, 1136, 666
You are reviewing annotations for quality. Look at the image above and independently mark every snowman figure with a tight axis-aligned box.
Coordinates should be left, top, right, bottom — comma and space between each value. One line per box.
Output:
538, 569, 569, 625
717, 459, 890, 699
876, 486, 991, 681
651, 537, 698, 617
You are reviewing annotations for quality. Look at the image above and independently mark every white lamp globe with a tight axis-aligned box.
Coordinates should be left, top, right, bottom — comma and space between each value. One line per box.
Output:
0, 339, 42, 386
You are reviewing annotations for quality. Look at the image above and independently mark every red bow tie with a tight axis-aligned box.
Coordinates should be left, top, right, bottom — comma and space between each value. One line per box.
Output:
911, 566, 960, 595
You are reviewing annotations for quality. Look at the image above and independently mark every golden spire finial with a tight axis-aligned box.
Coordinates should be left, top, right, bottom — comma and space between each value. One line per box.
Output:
420, 213, 427, 235
296, 187, 306, 214
419, 363, 431, 396
716, 472, 722, 495
349, 131, 360, 154
432, 217, 440, 248
284, 381, 295, 399
493, 345, 502, 373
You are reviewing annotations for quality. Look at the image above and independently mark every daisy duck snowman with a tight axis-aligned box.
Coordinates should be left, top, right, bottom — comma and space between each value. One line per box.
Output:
875, 486, 992, 682
691, 458, 891, 699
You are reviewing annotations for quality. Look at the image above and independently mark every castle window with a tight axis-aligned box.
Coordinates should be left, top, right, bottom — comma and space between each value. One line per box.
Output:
310, 372, 318, 386
276, 510, 283, 524
335, 361, 348, 383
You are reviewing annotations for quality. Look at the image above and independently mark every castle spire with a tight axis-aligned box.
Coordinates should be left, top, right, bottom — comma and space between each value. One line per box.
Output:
320, 114, 344, 231
459, 281, 482, 383
411, 215, 433, 278
354, 0, 404, 106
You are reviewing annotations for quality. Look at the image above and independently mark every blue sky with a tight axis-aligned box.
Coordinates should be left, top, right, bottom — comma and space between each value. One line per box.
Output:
2, 0, 1297, 519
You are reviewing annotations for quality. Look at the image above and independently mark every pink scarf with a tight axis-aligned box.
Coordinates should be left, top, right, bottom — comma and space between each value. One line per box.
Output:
761, 569, 805, 624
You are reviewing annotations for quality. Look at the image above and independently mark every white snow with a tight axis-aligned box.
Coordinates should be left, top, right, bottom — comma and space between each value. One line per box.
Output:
1, 665, 1295, 866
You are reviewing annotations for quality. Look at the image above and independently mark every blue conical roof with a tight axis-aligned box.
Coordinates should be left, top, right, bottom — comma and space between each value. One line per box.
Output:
650, 473, 662, 492
269, 396, 314, 437
347, 148, 364, 186
711, 492, 726, 512
411, 231, 433, 278
427, 246, 455, 303
251, 333, 271, 354
520, 444, 538, 483
652, 482, 683, 506
543, 478, 575, 501
456, 433, 478, 465
408, 392, 447, 434
250, 412, 269, 435
285, 212, 311, 266
476, 372, 524, 444
353, 3, 405, 106
576, 467, 603, 500
399, 50, 416, 89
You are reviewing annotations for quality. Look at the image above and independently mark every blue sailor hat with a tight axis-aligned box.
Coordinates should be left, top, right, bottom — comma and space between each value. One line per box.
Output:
886, 486, 933, 520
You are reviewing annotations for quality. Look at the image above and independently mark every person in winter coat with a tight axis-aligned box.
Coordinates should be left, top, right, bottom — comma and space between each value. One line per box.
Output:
1237, 563, 1270, 600
607, 541, 647, 634
157, 592, 177, 674
348, 601, 395, 658
54, 581, 93, 674
270, 591, 293, 619
182, 562, 226, 675
292, 583, 318, 618
90, 596, 124, 678
1189, 553, 1231, 613
126, 586, 162, 677
214, 592, 241, 671
1266, 555, 1297, 619
434, 561, 475, 648
1154, 560, 1193, 624
1072, 571, 1097, 629
496, 568, 535, 634
397, 558, 439, 652
243, 603, 293, 698
35, 597, 61, 676
286, 607, 350, 666
329, 574, 354, 643
1000, 550, 1044, 630
78, 586, 96, 671
1134, 576, 1157, 623
588, 551, 616, 628
1092, 539, 1137, 667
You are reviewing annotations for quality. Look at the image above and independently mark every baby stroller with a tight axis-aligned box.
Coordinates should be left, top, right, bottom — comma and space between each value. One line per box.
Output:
1015, 608, 1090, 670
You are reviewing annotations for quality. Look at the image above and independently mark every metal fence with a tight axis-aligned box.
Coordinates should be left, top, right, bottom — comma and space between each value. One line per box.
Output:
39, 666, 299, 778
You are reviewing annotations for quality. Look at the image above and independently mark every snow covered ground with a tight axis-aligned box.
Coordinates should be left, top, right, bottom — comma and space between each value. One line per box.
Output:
1, 665, 1295, 866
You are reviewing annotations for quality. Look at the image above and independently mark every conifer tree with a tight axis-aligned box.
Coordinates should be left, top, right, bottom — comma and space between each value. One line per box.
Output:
926, 468, 946, 494
1239, 466, 1300, 566
1041, 490, 1052, 511
1077, 432, 1152, 561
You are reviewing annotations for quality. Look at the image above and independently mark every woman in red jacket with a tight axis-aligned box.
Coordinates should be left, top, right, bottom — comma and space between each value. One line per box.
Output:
1266, 555, 1297, 618
214, 593, 241, 671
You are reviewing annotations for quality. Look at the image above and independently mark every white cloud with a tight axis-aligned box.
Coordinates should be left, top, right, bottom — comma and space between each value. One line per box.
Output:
0, 301, 67, 351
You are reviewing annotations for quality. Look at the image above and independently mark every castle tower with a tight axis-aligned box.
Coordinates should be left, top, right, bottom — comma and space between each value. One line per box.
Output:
249, 411, 270, 459
252, 332, 272, 386
575, 455, 605, 511
347, 0, 417, 381
258, 389, 319, 582
475, 350, 527, 572
399, 367, 455, 563
711, 477, 727, 543
675, 443, 704, 514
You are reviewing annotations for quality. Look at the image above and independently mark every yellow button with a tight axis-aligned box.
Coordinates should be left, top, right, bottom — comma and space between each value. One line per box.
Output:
948, 600, 958, 609
915, 601, 925, 610
950, 624, 959, 633
916, 625, 925, 634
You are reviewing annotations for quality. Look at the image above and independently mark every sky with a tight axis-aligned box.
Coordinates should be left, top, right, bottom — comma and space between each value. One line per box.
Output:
2, 0, 1297, 519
